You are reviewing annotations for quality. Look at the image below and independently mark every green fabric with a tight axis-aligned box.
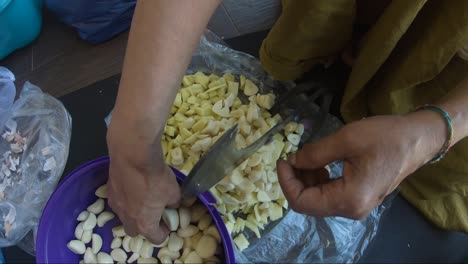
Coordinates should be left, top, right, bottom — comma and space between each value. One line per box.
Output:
260, 0, 468, 232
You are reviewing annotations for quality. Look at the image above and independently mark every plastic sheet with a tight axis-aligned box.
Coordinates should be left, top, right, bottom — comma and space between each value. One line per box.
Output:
105, 31, 392, 263
0, 67, 72, 255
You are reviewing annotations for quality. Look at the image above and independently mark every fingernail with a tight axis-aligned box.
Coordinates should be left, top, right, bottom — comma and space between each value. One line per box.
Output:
288, 153, 296, 166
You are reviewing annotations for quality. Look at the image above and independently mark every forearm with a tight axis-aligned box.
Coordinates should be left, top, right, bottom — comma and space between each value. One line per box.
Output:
112, 0, 219, 145
404, 77, 468, 164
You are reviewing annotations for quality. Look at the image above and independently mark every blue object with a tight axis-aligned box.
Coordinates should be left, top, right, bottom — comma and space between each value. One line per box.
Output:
0, 0, 43, 60
45, 0, 136, 44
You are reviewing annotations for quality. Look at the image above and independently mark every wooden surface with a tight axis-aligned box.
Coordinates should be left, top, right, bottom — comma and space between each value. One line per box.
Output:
0, 1, 280, 97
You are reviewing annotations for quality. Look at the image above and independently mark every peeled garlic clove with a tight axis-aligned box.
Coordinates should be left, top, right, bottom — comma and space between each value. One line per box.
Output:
130, 236, 144, 253
95, 184, 108, 198
137, 257, 159, 264
157, 247, 180, 261
247, 153, 262, 167
87, 198, 105, 215
111, 237, 122, 249
162, 208, 179, 232
190, 204, 207, 223
295, 123, 305, 135
128, 252, 140, 263
178, 207, 191, 229
177, 225, 199, 238
67, 240, 86, 254
168, 232, 184, 252
197, 213, 212, 231
243, 79, 258, 96
112, 225, 126, 237
111, 248, 128, 262
81, 230, 92, 244
184, 237, 192, 249
174, 259, 183, 264
284, 122, 298, 133
91, 233, 102, 254
74, 222, 84, 240
205, 256, 221, 264
287, 133, 301, 146
97, 211, 115, 227
83, 247, 97, 263
185, 251, 203, 264
97, 252, 113, 264
180, 247, 191, 262
195, 235, 217, 258
234, 233, 249, 251
203, 225, 221, 243
171, 147, 184, 166
212, 100, 230, 117
139, 240, 155, 259
160, 256, 172, 264
123, 235, 132, 252
190, 232, 203, 250
257, 190, 271, 202
77, 211, 89, 221
82, 213, 97, 230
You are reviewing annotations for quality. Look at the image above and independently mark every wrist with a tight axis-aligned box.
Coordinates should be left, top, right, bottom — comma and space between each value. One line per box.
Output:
404, 110, 448, 164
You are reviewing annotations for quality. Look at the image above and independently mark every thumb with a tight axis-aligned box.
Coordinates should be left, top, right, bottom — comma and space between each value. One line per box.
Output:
145, 222, 170, 244
277, 159, 345, 217
288, 132, 346, 169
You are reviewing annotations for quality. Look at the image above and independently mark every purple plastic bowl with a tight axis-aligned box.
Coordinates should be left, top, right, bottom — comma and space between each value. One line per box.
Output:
36, 157, 235, 263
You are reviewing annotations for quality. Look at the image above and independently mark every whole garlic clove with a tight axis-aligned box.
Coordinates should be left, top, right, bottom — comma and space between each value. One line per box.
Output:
96, 252, 113, 264
178, 207, 191, 229
91, 233, 102, 254
76, 211, 89, 221
82, 213, 97, 231
130, 236, 144, 253
83, 247, 97, 264
81, 230, 92, 244
111, 248, 127, 262
195, 235, 217, 258
95, 184, 108, 198
87, 198, 105, 215
162, 208, 179, 232
67, 240, 86, 254
110, 237, 122, 249
168, 232, 184, 252
97, 211, 115, 227
74, 222, 84, 240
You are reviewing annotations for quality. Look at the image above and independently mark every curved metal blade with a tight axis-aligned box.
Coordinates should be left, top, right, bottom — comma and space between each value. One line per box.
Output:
181, 125, 240, 198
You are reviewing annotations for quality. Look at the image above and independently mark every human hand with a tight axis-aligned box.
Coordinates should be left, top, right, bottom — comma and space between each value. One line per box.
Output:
277, 111, 446, 219
106, 116, 180, 243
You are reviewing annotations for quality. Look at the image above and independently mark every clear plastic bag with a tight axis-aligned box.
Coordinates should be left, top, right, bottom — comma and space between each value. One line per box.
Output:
0, 67, 72, 255
105, 31, 392, 263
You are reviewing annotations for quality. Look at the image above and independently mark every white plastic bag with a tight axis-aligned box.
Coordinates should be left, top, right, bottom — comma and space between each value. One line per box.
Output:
106, 31, 392, 263
0, 67, 72, 255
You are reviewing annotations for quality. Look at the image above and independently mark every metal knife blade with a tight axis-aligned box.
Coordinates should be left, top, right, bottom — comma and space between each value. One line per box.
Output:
181, 116, 292, 198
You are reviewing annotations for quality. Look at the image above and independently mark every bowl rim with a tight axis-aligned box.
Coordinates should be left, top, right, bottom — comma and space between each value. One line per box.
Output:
36, 156, 236, 263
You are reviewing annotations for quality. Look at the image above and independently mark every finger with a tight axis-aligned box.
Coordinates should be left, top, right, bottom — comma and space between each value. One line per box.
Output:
277, 159, 345, 217
143, 221, 170, 244
120, 217, 138, 237
288, 132, 347, 170
166, 185, 182, 209
295, 167, 330, 186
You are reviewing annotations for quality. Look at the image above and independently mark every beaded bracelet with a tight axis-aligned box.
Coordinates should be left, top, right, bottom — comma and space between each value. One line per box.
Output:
416, 104, 453, 164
